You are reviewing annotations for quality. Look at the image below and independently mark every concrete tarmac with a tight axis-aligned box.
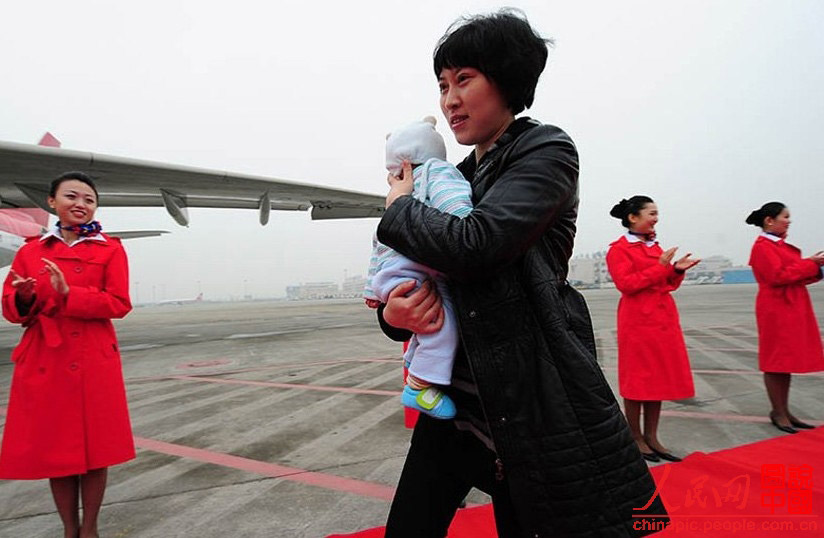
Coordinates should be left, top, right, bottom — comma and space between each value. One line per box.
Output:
0, 284, 822, 537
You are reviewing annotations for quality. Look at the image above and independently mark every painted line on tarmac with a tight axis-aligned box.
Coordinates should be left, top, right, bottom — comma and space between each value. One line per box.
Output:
156, 377, 824, 429
662, 410, 824, 426
133, 436, 395, 501
601, 366, 824, 377
126, 358, 398, 384
224, 323, 360, 340
688, 347, 757, 352
208, 358, 397, 376
600, 346, 758, 352
695, 368, 824, 377
120, 343, 165, 352
166, 375, 403, 397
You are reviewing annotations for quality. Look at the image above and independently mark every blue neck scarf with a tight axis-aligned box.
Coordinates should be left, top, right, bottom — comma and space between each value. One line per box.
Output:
59, 220, 102, 237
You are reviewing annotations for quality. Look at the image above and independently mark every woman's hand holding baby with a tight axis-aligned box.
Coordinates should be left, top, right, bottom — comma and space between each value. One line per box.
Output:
385, 161, 414, 208
384, 280, 445, 334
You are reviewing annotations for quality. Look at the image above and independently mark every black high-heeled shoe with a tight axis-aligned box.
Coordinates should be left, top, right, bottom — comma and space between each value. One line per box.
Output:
641, 451, 660, 463
789, 418, 816, 430
770, 414, 798, 434
650, 447, 682, 462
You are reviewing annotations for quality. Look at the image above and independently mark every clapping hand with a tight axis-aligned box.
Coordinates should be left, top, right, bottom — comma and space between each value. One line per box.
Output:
674, 253, 701, 272
41, 258, 69, 295
659, 247, 700, 272
658, 247, 678, 266
9, 269, 36, 302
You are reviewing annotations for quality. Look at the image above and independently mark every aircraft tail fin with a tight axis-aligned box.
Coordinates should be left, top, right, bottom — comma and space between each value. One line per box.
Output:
38, 132, 61, 148
14, 133, 65, 228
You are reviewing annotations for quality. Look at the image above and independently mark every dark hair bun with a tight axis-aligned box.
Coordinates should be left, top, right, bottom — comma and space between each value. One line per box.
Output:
745, 202, 786, 228
745, 209, 763, 226
610, 195, 654, 228
609, 199, 629, 220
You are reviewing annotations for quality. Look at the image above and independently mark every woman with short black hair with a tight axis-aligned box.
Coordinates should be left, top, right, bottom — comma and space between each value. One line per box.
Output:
377, 10, 667, 537
746, 202, 824, 434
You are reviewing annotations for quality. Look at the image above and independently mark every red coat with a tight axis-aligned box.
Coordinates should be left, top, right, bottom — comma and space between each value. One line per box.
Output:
0, 233, 134, 479
749, 235, 824, 373
606, 236, 695, 400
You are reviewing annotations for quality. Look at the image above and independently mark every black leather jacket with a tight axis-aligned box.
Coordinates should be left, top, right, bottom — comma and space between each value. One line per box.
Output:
378, 118, 668, 536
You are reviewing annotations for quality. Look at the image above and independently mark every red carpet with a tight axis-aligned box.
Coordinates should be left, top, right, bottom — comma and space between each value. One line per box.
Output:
329, 428, 823, 537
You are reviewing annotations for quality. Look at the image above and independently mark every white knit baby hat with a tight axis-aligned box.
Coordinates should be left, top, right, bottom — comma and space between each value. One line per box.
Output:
385, 116, 447, 175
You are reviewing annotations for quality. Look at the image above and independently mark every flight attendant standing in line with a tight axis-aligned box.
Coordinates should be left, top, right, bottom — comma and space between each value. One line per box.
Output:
606, 195, 700, 462
746, 201, 824, 434
0, 171, 134, 538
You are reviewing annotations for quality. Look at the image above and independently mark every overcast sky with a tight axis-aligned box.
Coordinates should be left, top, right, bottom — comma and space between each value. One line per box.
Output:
1, 0, 822, 301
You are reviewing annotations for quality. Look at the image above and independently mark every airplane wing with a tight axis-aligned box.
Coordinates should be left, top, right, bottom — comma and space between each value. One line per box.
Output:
108, 230, 170, 239
0, 140, 386, 226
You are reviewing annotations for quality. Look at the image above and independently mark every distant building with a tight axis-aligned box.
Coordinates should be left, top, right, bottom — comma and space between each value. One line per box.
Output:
341, 275, 368, 298
722, 267, 756, 284
285, 285, 301, 300
692, 255, 733, 279
285, 275, 368, 300
569, 251, 611, 288
286, 281, 339, 300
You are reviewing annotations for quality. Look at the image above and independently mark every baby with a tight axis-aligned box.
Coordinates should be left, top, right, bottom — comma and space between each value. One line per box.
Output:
364, 117, 473, 419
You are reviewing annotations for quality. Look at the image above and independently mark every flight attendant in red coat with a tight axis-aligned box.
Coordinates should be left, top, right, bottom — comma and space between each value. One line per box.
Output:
0, 172, 133, 538
606, 196, 700, 463
746, 201, 824, 434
